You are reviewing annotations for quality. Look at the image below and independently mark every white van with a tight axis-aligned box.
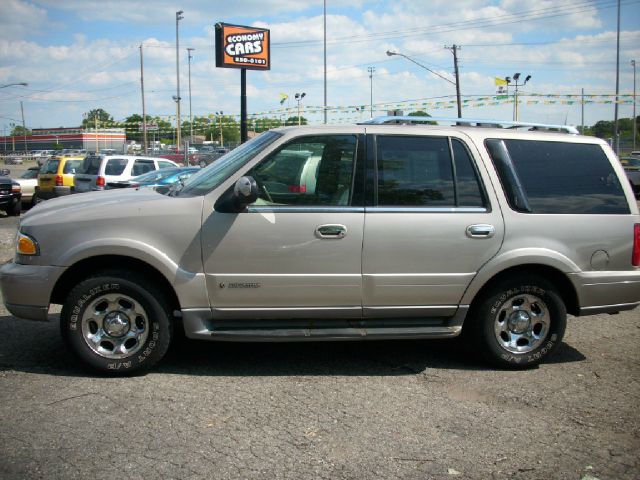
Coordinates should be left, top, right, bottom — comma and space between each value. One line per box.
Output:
74, 154, 179, 192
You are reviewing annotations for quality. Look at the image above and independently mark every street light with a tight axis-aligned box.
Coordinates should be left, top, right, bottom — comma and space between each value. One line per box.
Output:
294, 92, 306, 125
175, 10, 184, 151
386, 50, 461, 117
0, 82, 28, 89
187, 47, 195, 143
215, 111, 224, 147
504, 73, 531, 121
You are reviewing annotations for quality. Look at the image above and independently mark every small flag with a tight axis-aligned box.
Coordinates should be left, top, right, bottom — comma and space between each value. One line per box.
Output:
495, 77, 508, 86
279, 93, 288, 105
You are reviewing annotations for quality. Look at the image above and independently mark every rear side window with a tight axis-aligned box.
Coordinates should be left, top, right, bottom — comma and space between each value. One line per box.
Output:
375, 136, 485, 207
63, 160, 82, 174
41, 159, 60, 174
104, 158, 128, 176
488, 139, 629, 214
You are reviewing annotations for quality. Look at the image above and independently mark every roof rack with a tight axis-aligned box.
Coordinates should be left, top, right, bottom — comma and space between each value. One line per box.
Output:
359, 116, 580, 134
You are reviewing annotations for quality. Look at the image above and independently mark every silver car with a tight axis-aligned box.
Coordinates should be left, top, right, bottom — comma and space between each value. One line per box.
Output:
1, 117, 639, 374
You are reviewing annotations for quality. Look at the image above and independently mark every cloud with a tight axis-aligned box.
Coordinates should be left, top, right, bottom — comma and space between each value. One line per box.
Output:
0, 0, 49, 40
0, 0, 637, 129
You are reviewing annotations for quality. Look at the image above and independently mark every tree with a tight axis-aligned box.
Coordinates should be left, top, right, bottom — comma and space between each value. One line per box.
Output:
408, 110, 436, 125
82, 108, 114, 128
285, 116, 308, 126
124, 114, 143, 142
252, 117, 283, 133
10, 125, 31, 136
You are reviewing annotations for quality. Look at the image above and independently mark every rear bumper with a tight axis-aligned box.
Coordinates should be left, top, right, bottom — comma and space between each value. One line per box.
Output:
37, 186, 72, 199
0, 262, 65, 321
570, 271, 640, 315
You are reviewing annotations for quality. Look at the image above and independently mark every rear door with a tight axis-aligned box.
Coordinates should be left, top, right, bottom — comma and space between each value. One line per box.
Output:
74, 155, 103, 192
362, 131, 504, 318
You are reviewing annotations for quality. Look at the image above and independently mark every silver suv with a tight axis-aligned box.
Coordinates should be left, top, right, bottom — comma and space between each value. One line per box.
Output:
2, 117, 639, 374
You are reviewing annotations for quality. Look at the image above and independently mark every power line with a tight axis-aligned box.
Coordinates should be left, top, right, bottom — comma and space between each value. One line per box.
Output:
272, 0, 637, 48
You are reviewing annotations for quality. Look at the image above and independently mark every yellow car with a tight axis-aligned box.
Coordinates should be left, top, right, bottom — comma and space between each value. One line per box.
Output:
35, 155, 84, 203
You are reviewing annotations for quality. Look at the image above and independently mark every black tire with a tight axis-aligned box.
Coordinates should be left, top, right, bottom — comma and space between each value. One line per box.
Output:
31, 194, 40, 207
469, 275, 566, 368
7, 199, 21, 216
60, 271, 173, 374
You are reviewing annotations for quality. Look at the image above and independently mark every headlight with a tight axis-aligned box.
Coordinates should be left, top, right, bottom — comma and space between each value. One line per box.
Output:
16, 232, 39, 256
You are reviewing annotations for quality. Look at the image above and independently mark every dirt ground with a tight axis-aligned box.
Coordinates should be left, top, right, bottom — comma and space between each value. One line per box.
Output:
0, 169, 638, 479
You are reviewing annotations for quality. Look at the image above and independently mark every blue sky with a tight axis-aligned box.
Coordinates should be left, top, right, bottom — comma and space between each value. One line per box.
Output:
0, 0, 638, 131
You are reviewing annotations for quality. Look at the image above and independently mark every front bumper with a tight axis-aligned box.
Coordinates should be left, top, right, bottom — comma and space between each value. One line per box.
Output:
0, 262, 65, 321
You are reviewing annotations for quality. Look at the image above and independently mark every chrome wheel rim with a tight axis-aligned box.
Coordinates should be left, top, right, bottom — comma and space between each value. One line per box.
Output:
80, 293, 149, 359
493, 293, 550, 354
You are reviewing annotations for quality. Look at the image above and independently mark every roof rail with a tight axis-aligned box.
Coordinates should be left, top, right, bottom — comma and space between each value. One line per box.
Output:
359, 116, 580, 134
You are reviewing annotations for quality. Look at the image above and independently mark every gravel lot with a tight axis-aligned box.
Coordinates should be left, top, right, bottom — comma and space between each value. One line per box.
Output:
0, 168, 638, 479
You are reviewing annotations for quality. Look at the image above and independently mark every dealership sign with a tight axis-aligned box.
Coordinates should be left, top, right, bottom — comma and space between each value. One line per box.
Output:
215, 23, 270, 70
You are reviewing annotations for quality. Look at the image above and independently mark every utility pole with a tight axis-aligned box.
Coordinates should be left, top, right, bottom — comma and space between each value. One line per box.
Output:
368, 66, 375, 118
175, 10, 184, 151
20, 101, 27, 153
632, 59, 637, 151
323, 0, 327, 124
140, 44, 148, 154
581, 88, 585, 135
445, 44, 462, 118
187, 47, 195, 144
614, 0, 620, 155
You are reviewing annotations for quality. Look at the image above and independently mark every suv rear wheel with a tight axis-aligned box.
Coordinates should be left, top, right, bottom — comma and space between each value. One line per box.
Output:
470, 275, 566, 368
60, 271, 172, 374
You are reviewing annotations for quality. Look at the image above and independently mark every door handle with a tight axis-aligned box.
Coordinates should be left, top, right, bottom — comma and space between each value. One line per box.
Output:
466, 224, 495, 238
315, 224, 347, 239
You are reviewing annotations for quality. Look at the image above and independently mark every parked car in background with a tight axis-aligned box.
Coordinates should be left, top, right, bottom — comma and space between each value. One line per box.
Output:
622, 157, 640, 198
74, 154, 179, 193
106, 166, 200, 189
16, 166, 39, 208
0, 174, 21, 215
36, 155, 84, 203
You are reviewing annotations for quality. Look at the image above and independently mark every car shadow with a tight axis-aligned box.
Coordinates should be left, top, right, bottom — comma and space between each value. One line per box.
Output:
0, 314, 586, 378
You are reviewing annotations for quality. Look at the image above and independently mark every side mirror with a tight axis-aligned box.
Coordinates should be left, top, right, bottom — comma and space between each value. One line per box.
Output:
215, 176, 259, 213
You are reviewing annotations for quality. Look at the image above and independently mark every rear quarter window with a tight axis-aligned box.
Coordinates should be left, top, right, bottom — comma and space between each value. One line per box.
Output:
487, 139, 630, 214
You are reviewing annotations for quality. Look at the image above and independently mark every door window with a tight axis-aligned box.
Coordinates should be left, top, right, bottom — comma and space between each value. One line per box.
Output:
376, 136, 484, 207
104, 158, 128, 175
247, 135, 357, 206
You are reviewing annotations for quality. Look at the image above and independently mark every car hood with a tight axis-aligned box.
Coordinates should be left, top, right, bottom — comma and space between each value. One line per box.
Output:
21, 188, 173, 227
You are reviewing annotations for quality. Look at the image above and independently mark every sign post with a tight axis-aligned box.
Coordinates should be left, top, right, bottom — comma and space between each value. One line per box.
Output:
215, 23, 271, 143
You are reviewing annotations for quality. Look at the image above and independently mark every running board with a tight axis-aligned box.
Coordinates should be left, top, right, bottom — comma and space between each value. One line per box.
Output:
204, 326, 461, 342
180, 309, 467, 342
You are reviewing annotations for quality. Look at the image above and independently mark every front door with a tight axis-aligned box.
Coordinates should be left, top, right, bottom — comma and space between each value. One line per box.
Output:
201, 133, 365, 320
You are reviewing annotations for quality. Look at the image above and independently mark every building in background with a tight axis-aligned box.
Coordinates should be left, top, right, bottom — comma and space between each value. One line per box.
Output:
1, 127, 126, 152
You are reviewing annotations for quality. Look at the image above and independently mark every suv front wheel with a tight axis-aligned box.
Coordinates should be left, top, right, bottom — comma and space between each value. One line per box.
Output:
470, 275, 567, 368
60, 271, 172, 374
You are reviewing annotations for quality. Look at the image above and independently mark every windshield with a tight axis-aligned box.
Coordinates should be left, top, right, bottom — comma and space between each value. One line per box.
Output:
178, 131, 282, 196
